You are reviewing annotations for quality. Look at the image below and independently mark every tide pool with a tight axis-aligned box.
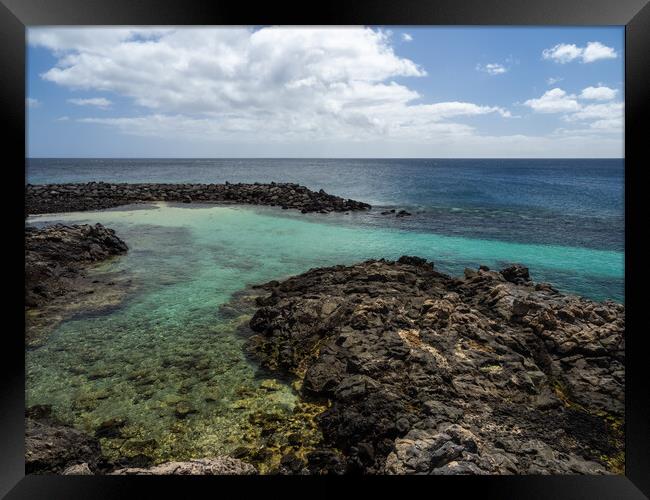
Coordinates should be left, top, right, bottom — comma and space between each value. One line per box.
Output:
25, 203, 624, 470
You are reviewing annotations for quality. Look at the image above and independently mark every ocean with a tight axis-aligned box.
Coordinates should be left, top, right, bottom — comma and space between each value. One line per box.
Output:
27, 158, 624, 250
25, 158, 625, 467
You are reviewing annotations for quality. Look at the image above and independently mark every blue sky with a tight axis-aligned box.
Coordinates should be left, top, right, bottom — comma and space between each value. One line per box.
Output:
27, 26, 624, 158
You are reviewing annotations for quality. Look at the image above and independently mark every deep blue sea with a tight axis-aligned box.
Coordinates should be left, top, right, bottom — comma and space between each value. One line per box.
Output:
27, 158, 624, 252
25, 157, 625, 467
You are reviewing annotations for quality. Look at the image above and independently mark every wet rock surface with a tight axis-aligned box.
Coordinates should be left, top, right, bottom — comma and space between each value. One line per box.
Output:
110, 457, 257, 475
26, 405, 257, 475
25, 223, 131, 346
246, 257, 625, 474
26, 182, 371, 215
25, 223, 128, 308
25, 406, 103, 474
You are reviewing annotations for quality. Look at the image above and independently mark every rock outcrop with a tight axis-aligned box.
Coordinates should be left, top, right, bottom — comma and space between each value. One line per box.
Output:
26, 406, 103, 474
25, 182, 371, 215
25, 223, 130, 346
110, 457, 257, 475
25, 223, 128, 308
246, 257, 625, 474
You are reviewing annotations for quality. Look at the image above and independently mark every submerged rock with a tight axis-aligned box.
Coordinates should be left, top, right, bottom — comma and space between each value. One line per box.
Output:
25, 223, 130, 345
25, 405, 258, 475
25, 223, 128, 307
245, 257, 625, 474
174, 401, 197, 419
94, 418, 128, 439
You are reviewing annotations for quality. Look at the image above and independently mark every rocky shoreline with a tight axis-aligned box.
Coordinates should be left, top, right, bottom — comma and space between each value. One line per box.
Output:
25, 220, 625, 475
246, 257, 625, 474
25, 223, 131, 346
25, 182, 372, 215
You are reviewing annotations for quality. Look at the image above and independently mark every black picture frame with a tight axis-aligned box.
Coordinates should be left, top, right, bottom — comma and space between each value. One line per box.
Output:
1, 1, 648, 498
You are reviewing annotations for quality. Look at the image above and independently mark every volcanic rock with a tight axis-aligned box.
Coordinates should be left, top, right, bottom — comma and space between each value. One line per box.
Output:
25, 406, 103, 474
110, 457, 257, 475
25, 182, 371, 215
25, 223, 130, 346
245, 257, 625, 474
25, 223, 128, 308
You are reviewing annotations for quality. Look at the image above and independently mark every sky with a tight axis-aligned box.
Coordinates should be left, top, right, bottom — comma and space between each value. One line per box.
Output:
26, 26, 624, 158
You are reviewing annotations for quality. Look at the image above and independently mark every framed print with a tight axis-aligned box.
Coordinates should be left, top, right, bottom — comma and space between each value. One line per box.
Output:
1, 0, 649, 498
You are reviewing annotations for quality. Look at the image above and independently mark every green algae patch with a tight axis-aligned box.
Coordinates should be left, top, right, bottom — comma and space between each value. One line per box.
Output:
600, 450, 625, 475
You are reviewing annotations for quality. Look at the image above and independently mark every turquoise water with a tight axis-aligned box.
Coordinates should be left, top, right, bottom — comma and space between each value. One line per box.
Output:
25, 202, 624, 469
27, 158, 624, 252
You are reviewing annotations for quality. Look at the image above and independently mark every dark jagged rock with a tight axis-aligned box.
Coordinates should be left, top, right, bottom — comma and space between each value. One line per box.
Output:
25, 182, 372, 215
500, 264, 531, 284
25, 223, 128, 308
26, 406, 103, 474
397, 255, 432, 268
25, 223, 131, 346
245, 258, 624, 475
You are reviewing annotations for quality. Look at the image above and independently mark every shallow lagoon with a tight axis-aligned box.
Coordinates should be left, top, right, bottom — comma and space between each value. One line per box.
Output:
26, 203, 624, 469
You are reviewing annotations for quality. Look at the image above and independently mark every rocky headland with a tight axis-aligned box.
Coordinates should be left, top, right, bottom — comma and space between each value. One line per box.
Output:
25, 223, 131, 346
245, 257, 625, 475
25, 182, 372, 215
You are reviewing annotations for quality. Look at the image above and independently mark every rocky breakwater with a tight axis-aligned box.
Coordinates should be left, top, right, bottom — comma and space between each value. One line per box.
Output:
246, 258, 625, 474
25, 182, 372, 215
25, 223, 130, 346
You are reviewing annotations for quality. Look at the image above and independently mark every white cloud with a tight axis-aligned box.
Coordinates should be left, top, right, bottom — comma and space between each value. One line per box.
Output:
476, 63, 508, 76
524, 88, 580, 113
28, 27, 622, 157
402, 33, 413, 42
590, 118, 623, 131
30, 27, 515, 145
26, 97, 40, 108
543, 44, 582, 63
564, 102, 624, 122
68, 97, 112, 108
78, 100, 511, 144
546, 76, 563, 85
579, 85, 618, 101
582, 42, 618, 63
28, 28, 172, 53
542, 41, 617, 64
34, 28, 427, 113
524, 86, 623, 140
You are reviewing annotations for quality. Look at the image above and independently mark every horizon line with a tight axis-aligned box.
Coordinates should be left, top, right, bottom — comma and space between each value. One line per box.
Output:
26, 156, 625, 160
